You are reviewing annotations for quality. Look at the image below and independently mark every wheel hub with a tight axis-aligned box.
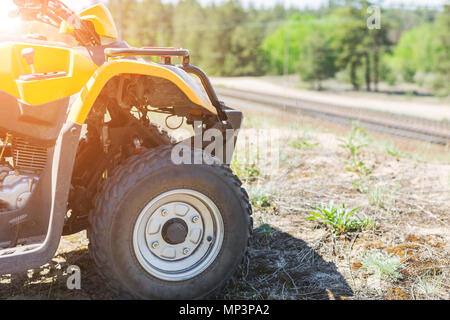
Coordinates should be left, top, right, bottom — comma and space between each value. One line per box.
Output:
144, 202, 205, 261
133, 189, 224, 281
162, 218, 188, 245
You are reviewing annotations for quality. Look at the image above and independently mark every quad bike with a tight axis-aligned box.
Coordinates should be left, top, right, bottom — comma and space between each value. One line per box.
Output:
0, 0, 252, 299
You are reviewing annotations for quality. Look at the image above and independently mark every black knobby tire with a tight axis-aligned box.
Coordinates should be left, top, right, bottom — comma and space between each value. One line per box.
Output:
146, 122, 175, 147
65, 122, 174, 236
88, 145, 252, 299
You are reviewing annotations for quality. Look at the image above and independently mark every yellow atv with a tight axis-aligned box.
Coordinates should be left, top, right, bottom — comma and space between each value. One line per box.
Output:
0, 0, 252, 299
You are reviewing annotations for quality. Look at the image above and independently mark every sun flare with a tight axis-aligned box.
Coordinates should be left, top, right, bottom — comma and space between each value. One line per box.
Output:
0, 1, 94, 34
0, 2, 21, 33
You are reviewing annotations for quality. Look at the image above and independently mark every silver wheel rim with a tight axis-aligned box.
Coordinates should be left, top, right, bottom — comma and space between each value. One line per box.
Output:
133, 189, 224, 281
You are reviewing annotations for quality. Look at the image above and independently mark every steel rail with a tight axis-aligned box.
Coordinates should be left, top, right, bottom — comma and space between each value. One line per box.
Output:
217, 87, 450, 145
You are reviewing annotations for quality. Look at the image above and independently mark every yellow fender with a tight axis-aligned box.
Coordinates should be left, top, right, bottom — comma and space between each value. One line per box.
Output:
69, 59, 216, 124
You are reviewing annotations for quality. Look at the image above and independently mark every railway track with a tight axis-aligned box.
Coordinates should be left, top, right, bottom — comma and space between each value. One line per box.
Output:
217, 87, 450, 145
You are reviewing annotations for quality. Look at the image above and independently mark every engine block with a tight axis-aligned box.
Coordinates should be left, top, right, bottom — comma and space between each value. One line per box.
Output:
0, 166, 38, 212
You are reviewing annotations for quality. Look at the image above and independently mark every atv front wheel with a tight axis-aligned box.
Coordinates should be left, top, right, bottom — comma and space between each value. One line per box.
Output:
88, 146, 252, 299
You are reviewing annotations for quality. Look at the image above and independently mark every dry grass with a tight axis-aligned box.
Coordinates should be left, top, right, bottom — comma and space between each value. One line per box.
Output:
0, 106, 449, 300
219, 107, 450, 300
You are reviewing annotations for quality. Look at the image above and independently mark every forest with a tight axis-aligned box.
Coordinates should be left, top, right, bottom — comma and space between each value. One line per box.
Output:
105, 0, 450, 96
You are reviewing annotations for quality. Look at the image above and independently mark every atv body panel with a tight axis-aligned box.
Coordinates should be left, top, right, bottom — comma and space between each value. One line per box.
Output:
0, 42, 97, 105
69, 59, 217, 125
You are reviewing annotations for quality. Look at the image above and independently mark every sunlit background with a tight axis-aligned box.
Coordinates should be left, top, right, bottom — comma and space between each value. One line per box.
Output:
0, 0, 99, 33
0, 0, 447, 32
0, 0, 448, 96
0, 2, 21, 32
0, 0, 447, 30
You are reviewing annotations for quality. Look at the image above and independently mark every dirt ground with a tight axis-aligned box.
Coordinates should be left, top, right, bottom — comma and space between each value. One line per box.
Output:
0, 105, 449, 300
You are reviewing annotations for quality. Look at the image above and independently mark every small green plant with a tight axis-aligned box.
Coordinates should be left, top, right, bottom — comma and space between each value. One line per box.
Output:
339, 123, 372, 177
257, 223, 273, 242
339, 137, 367, 161
384, 142, 404, 158
339, 123, 370, 158
368, 184, 399, 209
345, 159, 372, 177
361, 251, 404, 281
247, 185, 272, 208
306, 203, 374, 234
231, 156, 260, 183
352, 178, 370, 194
290, 137, 319, 151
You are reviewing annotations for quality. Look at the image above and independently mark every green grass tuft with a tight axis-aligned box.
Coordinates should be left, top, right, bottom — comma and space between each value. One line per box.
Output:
306, 203, 374, 234
362, 251, 404, 281
247, 185, 273, 208
290, 137, 319, 151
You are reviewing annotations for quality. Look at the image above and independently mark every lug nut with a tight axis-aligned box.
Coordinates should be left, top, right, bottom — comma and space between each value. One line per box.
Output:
183, 248, 190, 255
161, 209, 168, 216
151, 241, 159, 249
192, 216, 199, 223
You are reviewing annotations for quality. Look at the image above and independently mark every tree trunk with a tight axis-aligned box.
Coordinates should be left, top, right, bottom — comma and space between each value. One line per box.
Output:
350, 61, 359, 91
374, 47, 380, 92
365, 52, 371, 92
317, 79, 323, 91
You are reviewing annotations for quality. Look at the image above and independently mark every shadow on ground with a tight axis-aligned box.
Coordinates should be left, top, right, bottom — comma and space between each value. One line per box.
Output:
220, 224, 353, 300
0, 225, 352, 300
